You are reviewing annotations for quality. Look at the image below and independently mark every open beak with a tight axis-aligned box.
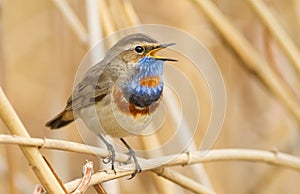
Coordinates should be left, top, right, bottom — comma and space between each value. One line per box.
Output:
147, 43, 177, 62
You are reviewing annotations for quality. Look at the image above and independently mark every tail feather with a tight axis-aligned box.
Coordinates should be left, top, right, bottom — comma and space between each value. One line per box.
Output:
45, 110, 74, 129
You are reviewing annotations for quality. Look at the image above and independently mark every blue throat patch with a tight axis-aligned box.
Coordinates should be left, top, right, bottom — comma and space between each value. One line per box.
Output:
123, 57, 164, 108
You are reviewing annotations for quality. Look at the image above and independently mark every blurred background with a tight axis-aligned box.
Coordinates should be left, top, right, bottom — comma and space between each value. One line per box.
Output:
1, 0, 300, 193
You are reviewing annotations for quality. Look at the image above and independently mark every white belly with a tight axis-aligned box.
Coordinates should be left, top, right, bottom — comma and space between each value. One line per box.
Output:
78, 95, 152, 138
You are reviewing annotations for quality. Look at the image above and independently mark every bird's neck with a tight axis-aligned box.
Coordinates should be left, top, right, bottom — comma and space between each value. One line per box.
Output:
123, 57, 164, 108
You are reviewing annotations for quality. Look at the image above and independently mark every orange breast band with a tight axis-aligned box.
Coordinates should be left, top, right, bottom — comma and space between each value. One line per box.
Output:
138, 76, 160, 87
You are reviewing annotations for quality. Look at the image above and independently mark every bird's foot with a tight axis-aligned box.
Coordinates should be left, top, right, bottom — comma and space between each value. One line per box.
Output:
120, 138, 142, 179
125, 148, 142, 179
102, 142, 116, 174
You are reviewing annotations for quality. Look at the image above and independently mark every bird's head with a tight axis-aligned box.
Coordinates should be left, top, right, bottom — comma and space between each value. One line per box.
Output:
106, 33, 177, 65
122, 41, 177, 64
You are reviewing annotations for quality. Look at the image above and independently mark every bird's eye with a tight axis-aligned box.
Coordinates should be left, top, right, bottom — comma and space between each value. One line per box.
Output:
134, 46, 144, 54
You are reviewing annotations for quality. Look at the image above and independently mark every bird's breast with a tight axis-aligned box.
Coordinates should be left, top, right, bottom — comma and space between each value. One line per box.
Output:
105, 86, 159, 136
112, 87, 160, 118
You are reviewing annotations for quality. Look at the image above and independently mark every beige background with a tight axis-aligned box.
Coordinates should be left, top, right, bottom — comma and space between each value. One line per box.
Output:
1, 0, 300, 193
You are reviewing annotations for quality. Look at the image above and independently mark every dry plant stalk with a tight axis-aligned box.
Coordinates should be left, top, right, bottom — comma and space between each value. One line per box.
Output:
0, 134, 214, 193
190, 0, 300, 125
51, 0, 88, 45
32, 185, 46, 194
86, 0, 103, 50
153, 168, 216, 194
3, 135, 299, 171
122, 0, 141, 25
1, 134, 300, 193
0, 88, 66, 193
107, 0, 131, 28
93, 184, 108, 194
71, 161, 94, 194
247, 0, 300, 76
99, 0, 117, 37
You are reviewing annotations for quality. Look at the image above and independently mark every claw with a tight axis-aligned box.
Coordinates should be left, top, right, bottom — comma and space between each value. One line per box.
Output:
120, 138, 142, 179
99, 135, 116, 174
102, 157, 111, 164
99, 136, 142, 177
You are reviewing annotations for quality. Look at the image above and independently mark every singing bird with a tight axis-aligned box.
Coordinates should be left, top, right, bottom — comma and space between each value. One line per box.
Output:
45, 33, 176, 178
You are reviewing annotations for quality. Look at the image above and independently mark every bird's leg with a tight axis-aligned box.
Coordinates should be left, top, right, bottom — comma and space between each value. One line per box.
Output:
98, 135, 116, 173
120, 138, 142, 179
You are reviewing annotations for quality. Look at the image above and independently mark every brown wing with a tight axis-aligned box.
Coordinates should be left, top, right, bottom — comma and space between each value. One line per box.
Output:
46, 62, 113, 129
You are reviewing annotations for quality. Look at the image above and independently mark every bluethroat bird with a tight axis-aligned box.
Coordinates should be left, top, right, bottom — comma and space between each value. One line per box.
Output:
45, 33, 176, 178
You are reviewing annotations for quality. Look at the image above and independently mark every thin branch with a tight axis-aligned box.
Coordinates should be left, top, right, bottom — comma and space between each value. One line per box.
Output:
247, 0, 300, 76
65, 169, 133, 192
189, 0, 300, 125
1, 134, 300, 170
0, 134, 214, 193
51, 0, 88, 45
0, 134, 130, 163
0, 88, 66, 193
63, 148, 300, 192
1, 134, 300, 193
65, 168, 214, 194
153, 168, 216, 194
